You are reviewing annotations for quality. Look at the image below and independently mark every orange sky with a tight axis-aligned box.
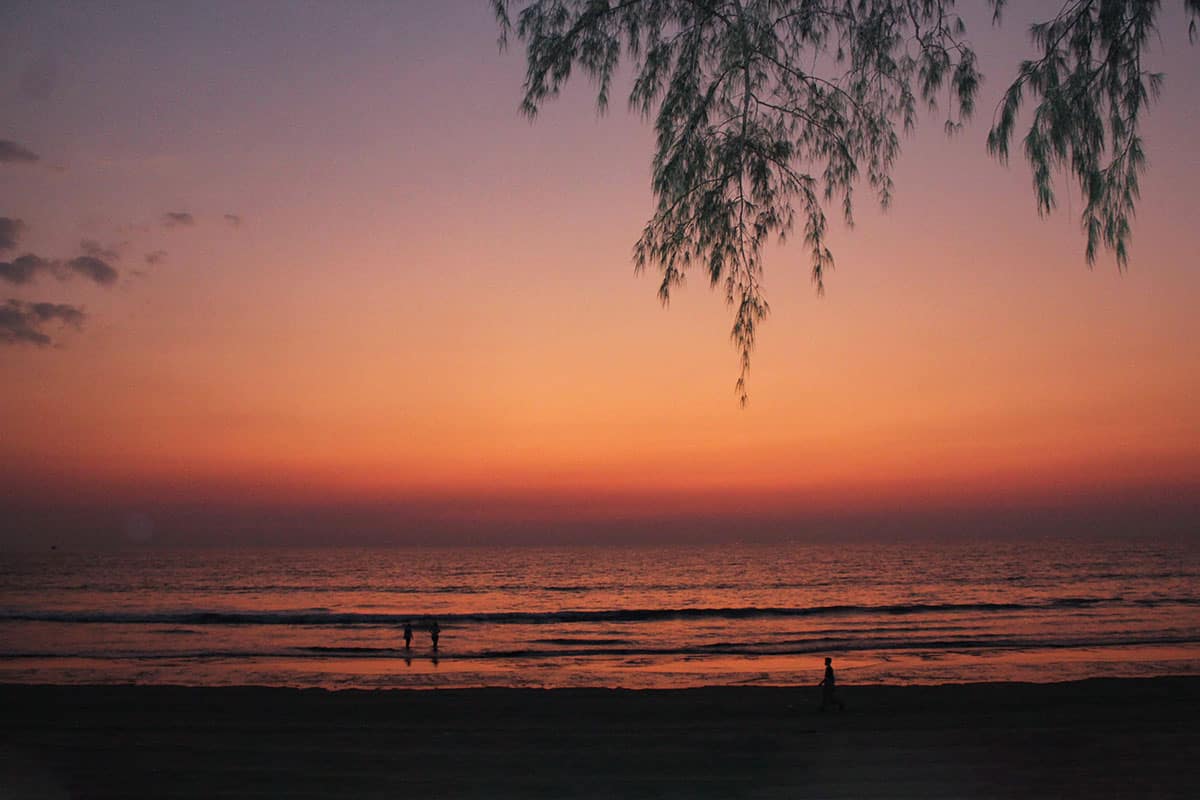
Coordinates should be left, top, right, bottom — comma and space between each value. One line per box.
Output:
1, 2, 1197, 545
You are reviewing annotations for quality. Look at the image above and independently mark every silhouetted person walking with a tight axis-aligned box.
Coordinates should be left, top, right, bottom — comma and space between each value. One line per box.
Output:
818, 657, 845, 712
430, 619, 441, 651
403, 621, 413, 650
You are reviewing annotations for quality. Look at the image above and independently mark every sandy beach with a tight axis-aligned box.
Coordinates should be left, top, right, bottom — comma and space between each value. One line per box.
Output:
1, 677, 1196, 798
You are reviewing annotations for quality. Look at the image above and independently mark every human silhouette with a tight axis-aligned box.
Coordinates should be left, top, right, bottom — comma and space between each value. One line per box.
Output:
403, 621, 413, 650
818, 657, 845, 712
430, 619, 441, 651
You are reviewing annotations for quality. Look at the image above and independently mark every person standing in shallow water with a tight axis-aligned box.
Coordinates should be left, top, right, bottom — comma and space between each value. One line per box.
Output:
402, 621, 413, 650
818, 657, 845, 712
429, 619, 441, 651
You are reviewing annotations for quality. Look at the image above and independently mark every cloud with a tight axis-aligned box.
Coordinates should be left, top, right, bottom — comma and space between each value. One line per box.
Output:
0, 243, 120, 288
145, 250, 168, 266
162, 212, 195, 228
224, 213, 243, 227
0, 140, 40, 165
0, 218, 27, 253
80, 239, 122, 261
0, 299, 85, 346
65, 255, 119, 286
0, 254, 52, 285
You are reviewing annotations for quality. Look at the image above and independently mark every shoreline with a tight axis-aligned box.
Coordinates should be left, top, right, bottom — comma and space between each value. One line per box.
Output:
3, 677, 1197, 798
4, 671, 1200, 691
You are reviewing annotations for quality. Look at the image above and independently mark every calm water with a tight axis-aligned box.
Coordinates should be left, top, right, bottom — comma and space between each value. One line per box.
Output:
2, 538, 1198, 689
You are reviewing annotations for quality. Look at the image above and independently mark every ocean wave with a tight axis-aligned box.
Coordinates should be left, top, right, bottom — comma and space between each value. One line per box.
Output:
3, 633, 1197, 663
2, 596, 1197, 627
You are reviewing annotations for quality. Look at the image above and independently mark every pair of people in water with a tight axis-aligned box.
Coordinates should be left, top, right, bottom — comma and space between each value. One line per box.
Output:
402, 620, 440, 651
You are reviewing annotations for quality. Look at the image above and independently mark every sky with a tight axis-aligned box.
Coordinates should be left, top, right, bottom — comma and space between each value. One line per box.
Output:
1, 1, 1197, 547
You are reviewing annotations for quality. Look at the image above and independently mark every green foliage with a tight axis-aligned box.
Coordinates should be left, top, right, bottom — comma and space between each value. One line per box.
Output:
987, 0, 1189, 267
494, 1, 1196, 403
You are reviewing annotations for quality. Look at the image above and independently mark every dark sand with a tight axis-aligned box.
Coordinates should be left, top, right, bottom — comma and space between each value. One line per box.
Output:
2, 678, 1197, 798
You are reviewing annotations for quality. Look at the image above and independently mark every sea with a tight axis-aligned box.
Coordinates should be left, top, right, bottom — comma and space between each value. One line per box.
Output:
2, 537, 1198, 689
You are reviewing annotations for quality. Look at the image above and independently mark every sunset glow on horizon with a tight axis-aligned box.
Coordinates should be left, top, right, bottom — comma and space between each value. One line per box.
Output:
2, 1, 1197, 546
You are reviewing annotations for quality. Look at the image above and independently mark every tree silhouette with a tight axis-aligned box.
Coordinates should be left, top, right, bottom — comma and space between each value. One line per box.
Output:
493, 0, 1199, 402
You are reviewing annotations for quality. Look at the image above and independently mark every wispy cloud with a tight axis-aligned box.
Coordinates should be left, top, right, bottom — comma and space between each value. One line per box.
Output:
145, 250, 168, 266
162, 211, 195, 228
224, 213, 243, 227
19, 52, 59, 101
0, 140, 40, 165
0, 299, 85, 346
0, 218, 27, 252
80, 239, 123, 261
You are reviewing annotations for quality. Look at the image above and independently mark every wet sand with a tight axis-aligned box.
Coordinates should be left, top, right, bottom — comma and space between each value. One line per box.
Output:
1, 677, 1197, 798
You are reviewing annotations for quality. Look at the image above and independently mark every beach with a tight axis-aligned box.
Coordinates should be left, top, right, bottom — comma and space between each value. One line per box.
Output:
2, 677, 1197, 798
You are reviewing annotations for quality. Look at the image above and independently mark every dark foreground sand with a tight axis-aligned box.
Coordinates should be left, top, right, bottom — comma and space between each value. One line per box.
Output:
2, 678, 1197, 799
